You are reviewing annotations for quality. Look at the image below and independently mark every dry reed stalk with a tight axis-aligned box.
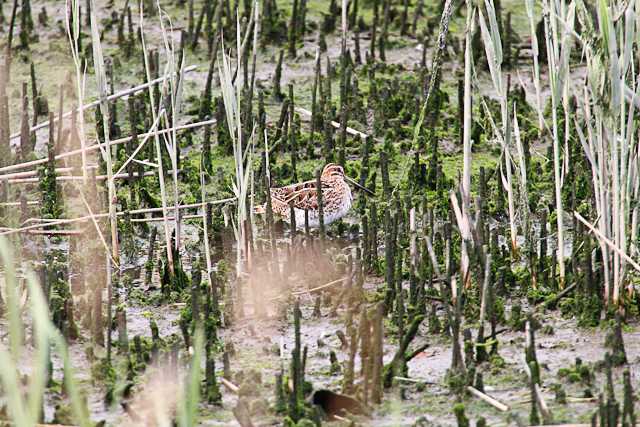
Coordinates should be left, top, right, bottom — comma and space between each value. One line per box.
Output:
56, 85, 64, 149
523, 357, 552, 421
140, 1, 182, 274
80, 191, 115, 268
512, 105, 531, 250
90, 0, 118, 262
218, 13, 255, 278
291, 277, 347, 295
111, 108, 165, 179
575, 212, 640, 274
461, 1, 474, 212
131, 213, 203, 223
249, 1, 261, 96
200, 169, 215, 294
246, 1, 262, 266
0, 198, 236, 236
459, 0, 475, 286
412, 0, 454, 146
409, 207, 417, 269
231, 1, 257, 84
477, 0, 519, 254
525, 0, 544, 130
22, 229, 85, 235
571, 0, 640, 304
65, 0, 89, 182
156, 2, 185, 254
0, 201, 38, 206
220, 378, 239, 394
8, 171, 157, 184
542, 0, 575, 288
466, 386, 509, 412
0, 118, 217, 176
341, 0, 348, 60
0, 165, 97, 180
295, 106, 368, 140
7, 66, 197, 142
478, 251, 491, 326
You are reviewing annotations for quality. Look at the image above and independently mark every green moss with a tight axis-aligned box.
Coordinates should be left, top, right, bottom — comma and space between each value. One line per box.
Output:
445, 369, 467, 396
557, 367, 571, 378
489, 354, 506, 371
509, 304, 525, 331
452, 403, 470, 427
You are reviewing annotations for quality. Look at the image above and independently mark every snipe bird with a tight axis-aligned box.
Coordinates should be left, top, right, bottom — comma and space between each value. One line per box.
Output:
256, 163, 373, 228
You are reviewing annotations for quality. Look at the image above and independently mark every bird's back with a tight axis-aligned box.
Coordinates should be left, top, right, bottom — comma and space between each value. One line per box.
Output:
260, 174, 353, 228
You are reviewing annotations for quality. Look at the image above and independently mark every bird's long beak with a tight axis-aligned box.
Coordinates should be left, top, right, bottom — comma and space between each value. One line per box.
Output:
345, 175, 375, 196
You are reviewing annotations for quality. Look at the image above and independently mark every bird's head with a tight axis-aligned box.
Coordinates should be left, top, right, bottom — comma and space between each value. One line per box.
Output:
321, 163, 345, 180
321, 163, 375, 195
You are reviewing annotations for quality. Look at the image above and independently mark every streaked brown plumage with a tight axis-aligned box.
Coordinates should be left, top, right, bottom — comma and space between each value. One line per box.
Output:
256, 163, 356, 228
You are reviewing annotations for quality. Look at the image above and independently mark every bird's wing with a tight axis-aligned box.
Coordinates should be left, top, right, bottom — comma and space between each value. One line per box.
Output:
270, 178, 315, 196
270, 180, 331, 210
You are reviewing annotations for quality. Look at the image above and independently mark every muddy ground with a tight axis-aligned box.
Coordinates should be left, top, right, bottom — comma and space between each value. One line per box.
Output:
104, 247, 640, 426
